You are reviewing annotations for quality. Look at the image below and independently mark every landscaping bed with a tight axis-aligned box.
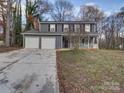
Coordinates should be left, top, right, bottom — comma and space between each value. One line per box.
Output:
57, 50, 124, 93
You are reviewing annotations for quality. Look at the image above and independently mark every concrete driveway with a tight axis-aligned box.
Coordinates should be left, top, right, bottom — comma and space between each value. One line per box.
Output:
0, 49, 59, 93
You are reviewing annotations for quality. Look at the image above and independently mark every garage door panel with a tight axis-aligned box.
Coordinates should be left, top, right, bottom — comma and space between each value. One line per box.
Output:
41, 37, 55, 49
25, 37, 39, 48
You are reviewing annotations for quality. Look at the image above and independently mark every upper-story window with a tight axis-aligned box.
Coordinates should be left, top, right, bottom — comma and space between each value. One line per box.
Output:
50, 24, 55, 32
85, 24, 90, 32
64, 24, 69, 32
74, 24, 80, 32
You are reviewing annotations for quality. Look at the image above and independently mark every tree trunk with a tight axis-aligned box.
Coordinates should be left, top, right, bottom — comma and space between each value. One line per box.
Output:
5, 0, 11, 47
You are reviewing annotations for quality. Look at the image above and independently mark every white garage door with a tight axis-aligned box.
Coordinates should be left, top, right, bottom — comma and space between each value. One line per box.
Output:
41, 37, 55, 49
25, 36, 39, 48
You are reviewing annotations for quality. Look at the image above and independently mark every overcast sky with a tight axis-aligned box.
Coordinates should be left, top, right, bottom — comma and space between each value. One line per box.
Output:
21, 0, 124, 22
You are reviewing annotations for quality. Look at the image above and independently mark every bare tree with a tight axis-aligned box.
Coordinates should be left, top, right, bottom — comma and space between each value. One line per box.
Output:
51, 0, 74, 21
5, 0, 12, 47
74, 5, 104, 49
118, 7, 124, 49
99, 10, 124, 49
0, 0, 22, 47
0, 1, 7, 42
78, 5, 104, 22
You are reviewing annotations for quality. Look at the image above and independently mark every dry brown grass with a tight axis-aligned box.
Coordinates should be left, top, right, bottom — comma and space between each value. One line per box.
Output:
57, 50, 124, 93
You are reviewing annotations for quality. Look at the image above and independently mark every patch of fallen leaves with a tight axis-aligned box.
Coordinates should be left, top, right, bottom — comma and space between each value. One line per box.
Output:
0, 47, 21, 53
57, 50, 124, 93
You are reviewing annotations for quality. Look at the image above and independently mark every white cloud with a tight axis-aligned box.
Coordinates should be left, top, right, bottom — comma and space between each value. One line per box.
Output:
85, 2, 96, 6
105, 11, 112, 17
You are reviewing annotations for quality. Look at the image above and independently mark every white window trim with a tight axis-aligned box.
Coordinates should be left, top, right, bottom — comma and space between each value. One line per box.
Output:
50, 24, 55, 32
64, 24, 69, 32
85, 24, 90, 32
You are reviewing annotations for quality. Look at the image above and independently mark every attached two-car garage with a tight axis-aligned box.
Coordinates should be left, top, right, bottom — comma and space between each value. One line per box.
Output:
25, 36, 56, 49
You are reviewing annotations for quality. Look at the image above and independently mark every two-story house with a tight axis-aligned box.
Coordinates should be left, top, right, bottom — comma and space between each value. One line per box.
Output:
22, 21, 99, 49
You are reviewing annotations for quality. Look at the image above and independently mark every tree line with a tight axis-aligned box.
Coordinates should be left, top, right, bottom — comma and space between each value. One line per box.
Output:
0, 0, 124, 49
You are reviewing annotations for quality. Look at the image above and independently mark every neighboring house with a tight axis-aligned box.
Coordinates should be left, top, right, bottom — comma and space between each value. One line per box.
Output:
22, 21, 99, 49
119, 27, 124, 49
0, 21, 3, 35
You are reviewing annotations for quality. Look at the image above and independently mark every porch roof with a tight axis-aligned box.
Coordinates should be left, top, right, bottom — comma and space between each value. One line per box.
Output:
40, 21, 97, 24
22, 30, 99, 36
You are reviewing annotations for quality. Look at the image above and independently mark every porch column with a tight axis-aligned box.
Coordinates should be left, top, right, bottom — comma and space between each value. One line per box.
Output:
61, 36, 63, 48
69, 38, 71, 48
97, 36, 99, 49
69, 36, 72, 48
79, 37, 81, 48
88, 36, 90, 48
93, 37, 95, 48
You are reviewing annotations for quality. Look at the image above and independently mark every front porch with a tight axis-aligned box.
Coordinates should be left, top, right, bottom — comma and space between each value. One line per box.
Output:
62, 36, 99, 49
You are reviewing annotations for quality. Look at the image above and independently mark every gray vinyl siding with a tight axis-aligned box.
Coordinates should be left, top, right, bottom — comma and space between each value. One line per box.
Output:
57, 24, 63, 32
40, 24, 49, 32
56, 36, 62, 49
92, 24, 95, 32
39, 37, 42, 49
91, 24, 93, 32
94, 25, 97, 32
81, 24, 85, 32
69, 24, 74, 32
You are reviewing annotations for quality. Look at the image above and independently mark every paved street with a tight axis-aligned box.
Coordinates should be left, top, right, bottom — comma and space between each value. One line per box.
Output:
0, 49, 59, 93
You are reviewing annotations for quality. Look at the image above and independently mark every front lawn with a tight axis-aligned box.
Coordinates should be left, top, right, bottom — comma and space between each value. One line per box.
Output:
57, 50, 124, 93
